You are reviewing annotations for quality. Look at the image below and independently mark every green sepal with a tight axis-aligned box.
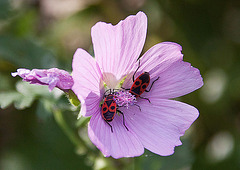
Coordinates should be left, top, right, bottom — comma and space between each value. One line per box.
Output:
66, 90, 80, 106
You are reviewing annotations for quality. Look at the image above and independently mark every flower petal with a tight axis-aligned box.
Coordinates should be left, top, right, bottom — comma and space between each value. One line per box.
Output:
72, 48, 104, 117
47, 77, 58, 91
12, 68, 73, 91
122, 42, 183, 88
46, 68, 74, 91
124, 98, 199, 156
92, 11, 147, 88
88, 111, 144, 159
145, 60, 203, 99
11, 68, 31, 78
122, 42, 203, 99
139, 42, 183, 76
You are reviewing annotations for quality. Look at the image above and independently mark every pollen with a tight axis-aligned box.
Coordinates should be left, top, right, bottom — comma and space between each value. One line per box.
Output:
114, 90, 137, 108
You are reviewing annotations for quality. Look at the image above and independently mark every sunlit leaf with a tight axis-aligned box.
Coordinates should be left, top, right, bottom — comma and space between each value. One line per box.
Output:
16, 81, 51, 97
14, 95, 35, 110
0, 91, 22, 109
0, 81, 63, 110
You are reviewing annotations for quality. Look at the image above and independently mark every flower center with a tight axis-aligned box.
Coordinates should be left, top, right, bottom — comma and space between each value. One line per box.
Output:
114, 90, 137, 108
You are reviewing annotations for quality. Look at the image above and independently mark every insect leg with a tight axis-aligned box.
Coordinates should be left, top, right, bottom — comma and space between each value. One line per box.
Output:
117, 109, 129, 131
104, 120, 113, 133
132, 59, 141, 82
139, 96, 151, 103
145, 77, 160, 92
133, 103, 141, 111
121, 87, 130, 90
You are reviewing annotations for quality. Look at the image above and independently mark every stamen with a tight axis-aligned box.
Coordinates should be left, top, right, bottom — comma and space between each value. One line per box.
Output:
114, 90, 137, 108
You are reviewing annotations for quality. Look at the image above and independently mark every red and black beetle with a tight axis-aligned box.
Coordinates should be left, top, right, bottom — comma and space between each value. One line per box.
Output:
125, 60, 159, 102
101, 90, 128, 133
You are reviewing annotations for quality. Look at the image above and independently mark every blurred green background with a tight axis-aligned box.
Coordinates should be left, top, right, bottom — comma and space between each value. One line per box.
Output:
0, 0, 240, 169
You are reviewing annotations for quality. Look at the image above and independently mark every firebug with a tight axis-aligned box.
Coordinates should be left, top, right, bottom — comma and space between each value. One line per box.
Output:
124, 60, 159, 102
101, 90, 128, 133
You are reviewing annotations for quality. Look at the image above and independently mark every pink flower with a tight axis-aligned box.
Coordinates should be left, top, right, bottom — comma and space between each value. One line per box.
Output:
72, 11, 203, 158
12, 68, 73, 91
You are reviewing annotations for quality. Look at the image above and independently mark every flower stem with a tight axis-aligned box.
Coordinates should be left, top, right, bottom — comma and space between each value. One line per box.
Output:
52, 109, 95, 155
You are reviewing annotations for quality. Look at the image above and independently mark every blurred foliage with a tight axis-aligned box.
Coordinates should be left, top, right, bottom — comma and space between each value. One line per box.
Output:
0, 0, 240, 169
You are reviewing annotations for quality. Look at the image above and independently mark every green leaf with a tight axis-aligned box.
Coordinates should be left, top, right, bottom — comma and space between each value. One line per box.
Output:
0, 90, 35, 109
0, 91, 22, 109
14, 95, 35, 109
0, 0, 12, 20
0, 81, 64, 110
0, 35, 57, 69
15, 81, 51, 97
